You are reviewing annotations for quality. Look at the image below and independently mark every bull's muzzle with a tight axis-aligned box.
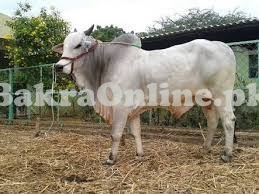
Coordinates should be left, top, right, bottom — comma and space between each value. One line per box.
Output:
55, 64, 64, 72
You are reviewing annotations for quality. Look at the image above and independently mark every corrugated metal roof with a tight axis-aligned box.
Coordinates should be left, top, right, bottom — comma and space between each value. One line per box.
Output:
141, 18, 259, 40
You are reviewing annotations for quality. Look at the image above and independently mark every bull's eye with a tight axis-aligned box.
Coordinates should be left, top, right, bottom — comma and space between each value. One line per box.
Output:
75, 44, 82, 49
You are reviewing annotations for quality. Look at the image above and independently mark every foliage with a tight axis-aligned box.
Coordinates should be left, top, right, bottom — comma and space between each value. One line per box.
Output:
148, 8, 251, 34
5, 3, 70, 88
136, 31, 148, 38
92, 25, 125, 42
6, 3, 69, 67
233, 72, 259, 130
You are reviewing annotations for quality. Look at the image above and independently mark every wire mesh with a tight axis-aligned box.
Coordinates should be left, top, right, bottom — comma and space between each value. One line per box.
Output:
229, 41, 259, 129
231, 43, 258, 88
0, 64, 54, 120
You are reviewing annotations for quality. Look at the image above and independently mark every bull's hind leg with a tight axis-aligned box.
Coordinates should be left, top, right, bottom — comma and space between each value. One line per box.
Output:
216, 98, 236, 162
129, 115, 143, 158
202, 104, 219, 152
106, 107, 129, 165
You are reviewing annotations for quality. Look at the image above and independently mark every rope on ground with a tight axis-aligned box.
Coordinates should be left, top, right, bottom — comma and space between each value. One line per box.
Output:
34, 64, 56, 137
45, 64, 56, 136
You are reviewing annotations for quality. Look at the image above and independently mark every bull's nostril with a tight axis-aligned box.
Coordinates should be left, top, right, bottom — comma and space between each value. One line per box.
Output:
55, 64, 64, 72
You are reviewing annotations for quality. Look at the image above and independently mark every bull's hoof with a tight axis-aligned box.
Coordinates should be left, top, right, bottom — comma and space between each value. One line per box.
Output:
203, 148, 212, 154
201, 146, 212, 154
135, 155, 144, 161
104, 159, 116, 165
202, 143, 212, 153
220, 154, 232, 163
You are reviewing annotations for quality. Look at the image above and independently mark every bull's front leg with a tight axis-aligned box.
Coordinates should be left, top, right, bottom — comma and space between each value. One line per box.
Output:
106, 107, 129, 165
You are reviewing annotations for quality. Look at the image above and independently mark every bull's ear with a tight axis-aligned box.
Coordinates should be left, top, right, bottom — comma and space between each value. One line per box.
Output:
52, 43, 64, 54
84, 24, 94, 36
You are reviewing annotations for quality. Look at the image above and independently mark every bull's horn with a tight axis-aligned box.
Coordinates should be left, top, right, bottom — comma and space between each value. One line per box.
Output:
84, 24, 94, 36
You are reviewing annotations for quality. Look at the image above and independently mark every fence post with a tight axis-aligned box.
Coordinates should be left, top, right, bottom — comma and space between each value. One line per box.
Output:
256, 42, 259, 128
8, 69, 14, 121
57, 93, 60, 122
257, 42, 259, 90
149, 109, 152, 125
26, 84, 31, 120
39, 66, 43, 117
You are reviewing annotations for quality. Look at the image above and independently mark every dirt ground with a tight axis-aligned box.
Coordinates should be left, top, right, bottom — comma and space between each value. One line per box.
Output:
0, 124, 258, 193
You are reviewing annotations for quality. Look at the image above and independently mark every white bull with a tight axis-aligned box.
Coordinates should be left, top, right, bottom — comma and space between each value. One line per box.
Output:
53, 25, 236, 165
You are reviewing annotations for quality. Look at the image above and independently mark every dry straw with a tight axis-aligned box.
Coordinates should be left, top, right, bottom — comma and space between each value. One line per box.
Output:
0, 124, 258, 193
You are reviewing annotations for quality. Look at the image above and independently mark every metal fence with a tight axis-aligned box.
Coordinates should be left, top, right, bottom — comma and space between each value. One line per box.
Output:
0, 40, 258, 129
229, 40, 259, 88
228, 40, 259, 129
0, 64, 54, 120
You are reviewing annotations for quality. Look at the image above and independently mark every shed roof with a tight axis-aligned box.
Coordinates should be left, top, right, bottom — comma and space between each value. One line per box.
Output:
141, 18, 259, 50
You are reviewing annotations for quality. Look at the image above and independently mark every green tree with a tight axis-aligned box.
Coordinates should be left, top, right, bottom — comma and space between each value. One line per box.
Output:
136, 31, 148, 37
6, 3, 69, 67
148, 8, 251, 34
92, 25, 125, 42
5, 3, 70, 87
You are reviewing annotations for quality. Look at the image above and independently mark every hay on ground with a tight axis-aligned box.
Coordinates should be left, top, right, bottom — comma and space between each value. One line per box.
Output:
0, 127, 258, 193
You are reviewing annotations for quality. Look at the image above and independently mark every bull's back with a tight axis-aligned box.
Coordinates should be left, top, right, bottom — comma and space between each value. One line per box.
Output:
136, 39, 236, 94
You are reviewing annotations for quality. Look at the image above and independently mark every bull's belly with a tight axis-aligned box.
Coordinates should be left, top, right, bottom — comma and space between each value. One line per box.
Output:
128, 104, 193, 120
127, 89, 213, 120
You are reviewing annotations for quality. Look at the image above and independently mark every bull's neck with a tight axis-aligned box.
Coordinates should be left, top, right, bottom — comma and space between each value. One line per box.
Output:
92, 43, 117, 83
72, 43, 107, 92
